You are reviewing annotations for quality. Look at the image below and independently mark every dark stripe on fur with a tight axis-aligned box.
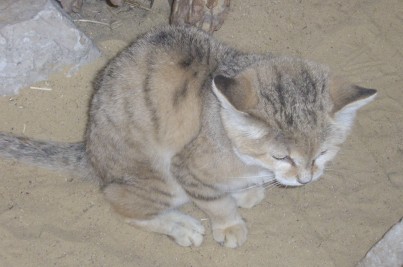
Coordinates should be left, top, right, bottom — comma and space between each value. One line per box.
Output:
184, 188, 225, 201
124, 182, 171, 208
172, 153, 223, 201
143, 54, 160, 134
172, 79, 189, 107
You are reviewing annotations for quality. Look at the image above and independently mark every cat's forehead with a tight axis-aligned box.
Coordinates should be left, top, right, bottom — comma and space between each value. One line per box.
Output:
274, 130, 324, 153
253, 57, 330, 89
250, 58, 332, 133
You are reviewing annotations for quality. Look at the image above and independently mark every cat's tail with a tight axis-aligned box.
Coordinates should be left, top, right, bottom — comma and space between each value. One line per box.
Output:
0, 132, 96, 180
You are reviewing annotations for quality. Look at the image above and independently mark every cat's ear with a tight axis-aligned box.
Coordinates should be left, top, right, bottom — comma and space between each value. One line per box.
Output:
330, 77, 377, 128
212, 74, 258, 112
212, 74, 267, 139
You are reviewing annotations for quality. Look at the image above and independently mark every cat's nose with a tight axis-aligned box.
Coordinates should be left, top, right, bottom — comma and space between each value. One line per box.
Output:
297, 173, 312, 184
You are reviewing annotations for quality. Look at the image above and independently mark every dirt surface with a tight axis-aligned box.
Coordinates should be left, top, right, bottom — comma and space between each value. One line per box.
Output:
0, 1, 402, 266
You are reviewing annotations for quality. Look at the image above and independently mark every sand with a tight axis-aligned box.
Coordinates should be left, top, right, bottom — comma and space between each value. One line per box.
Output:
0, 0, 402, 266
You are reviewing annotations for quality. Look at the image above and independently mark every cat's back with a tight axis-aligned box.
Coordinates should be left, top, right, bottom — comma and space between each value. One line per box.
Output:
87, 26, 235, 164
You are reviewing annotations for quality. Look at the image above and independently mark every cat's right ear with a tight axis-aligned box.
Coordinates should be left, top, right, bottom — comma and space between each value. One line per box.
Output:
212, 74, 268, 139
212, 74, 258, 112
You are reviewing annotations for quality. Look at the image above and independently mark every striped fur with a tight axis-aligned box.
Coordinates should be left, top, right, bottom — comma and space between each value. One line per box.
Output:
0, 25, 377, 248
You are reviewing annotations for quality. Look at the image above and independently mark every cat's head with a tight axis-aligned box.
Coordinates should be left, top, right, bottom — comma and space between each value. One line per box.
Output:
213, 57, 377, 186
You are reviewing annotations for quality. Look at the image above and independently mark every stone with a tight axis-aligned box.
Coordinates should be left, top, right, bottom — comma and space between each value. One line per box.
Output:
0, 0, 100, 95
387, 172, 403, 188
357, 217, 403, 267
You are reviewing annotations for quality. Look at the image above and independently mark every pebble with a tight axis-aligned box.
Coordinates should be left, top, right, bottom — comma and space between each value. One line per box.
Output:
387, 172, 403, 188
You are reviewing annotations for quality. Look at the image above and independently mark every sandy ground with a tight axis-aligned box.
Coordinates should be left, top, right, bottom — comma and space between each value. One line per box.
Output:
0, 0, 402, 266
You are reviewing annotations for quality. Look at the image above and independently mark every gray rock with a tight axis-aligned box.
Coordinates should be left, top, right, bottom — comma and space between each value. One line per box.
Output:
0, 0, 100, 95
357, 217, 403, 267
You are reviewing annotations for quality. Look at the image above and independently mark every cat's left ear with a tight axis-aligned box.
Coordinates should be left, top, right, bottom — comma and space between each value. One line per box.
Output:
330, 77, 377, 128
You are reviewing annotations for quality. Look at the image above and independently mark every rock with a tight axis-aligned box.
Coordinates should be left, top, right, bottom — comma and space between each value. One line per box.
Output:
58, 0, 83, 13
357, 217, 403, 267
387, 172, 403, 188
0, 0, 100, 95
170, 0, 231, 33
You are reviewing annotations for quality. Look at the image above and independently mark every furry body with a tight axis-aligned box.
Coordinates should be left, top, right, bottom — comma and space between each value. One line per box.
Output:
0, 26, 376, 247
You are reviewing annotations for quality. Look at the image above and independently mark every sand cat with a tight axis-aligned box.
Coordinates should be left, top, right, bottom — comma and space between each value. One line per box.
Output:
0, 26, 377, 248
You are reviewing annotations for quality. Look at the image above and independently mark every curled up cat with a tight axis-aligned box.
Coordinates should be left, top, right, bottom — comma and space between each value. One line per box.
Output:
0, 26, 377, 248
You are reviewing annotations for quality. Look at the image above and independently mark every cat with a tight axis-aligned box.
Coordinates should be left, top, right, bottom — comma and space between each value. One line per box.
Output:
0, 25, 377, 248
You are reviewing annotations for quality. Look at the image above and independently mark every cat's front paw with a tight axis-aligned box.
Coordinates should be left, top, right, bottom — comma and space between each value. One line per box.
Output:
212, 219, 248, 248
169, 214, 206, 247
232, 186, 266, 209
126, 211, 205, 247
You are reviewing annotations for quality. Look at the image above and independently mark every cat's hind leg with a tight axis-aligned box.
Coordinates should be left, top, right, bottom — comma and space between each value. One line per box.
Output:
103, 183, 205, 247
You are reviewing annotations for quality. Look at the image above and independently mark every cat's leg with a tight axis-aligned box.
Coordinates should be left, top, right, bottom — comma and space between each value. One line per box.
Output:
231, 186, 266, 209
172, 156, 248, 248
103, 182, 205, 247
127, 210, 205, 247
191, 196, 247, 248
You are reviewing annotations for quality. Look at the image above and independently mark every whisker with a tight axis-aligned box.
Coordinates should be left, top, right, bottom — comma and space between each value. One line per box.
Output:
223, 180, 279, 194
229, 174, 274, 180
231, 184, 260, 192
266, 186, 280, 192
264, 184, 278, 191
264, 181, 280, 189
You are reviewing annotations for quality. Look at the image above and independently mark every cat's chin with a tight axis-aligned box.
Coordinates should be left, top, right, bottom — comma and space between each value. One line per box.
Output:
274, 177, 305, 187
275, 172, 323, 187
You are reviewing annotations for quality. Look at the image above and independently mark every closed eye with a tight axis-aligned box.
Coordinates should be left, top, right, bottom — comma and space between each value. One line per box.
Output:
272, 155, 295, 166
272, 155, 290, 161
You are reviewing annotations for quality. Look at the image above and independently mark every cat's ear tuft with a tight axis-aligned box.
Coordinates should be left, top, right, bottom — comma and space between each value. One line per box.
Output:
212, 73, 258, 112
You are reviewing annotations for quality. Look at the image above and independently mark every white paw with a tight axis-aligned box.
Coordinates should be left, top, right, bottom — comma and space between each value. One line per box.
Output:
127, 211, 205, 247
170, 215, 205, 247
212, 219, 248, 248
232, 186, 265, 209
